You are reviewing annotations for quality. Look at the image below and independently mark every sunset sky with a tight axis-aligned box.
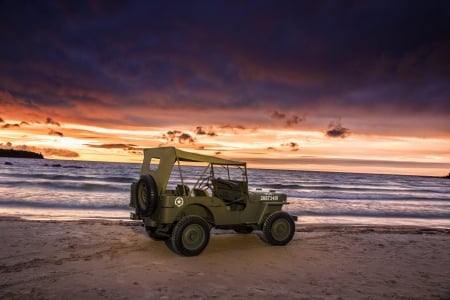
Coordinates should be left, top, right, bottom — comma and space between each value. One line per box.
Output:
1, 1, 449, 176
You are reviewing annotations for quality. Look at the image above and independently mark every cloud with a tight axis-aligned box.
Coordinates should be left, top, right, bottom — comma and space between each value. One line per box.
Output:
87, 143, 139, 151
267, 142, 299, 152
163, 130, 182, 142
48, 129, 63, 137
0, 120, 31, 128
269, 111, 306, 127
38, 147, 79, 158
46, 117, 60, 126
194, 127, 207, 135
0, 141, 13, 149
194, 126, 217, 136
0, 1, 449, 138
286, 114, 306, 127
2, 123, 20, 128
160, 130, 198, 144
178, 133, 195, 144
270, 111, 286, 120
281, 142, 300, 151
326, 119, 351, 138
219, 124, 247, 130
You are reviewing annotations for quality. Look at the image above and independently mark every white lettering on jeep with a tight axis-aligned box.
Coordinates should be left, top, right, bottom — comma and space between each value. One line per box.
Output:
260, 193, 278, 201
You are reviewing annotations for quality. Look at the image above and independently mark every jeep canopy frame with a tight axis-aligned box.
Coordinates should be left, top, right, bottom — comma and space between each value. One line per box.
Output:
140, 147, 247, 196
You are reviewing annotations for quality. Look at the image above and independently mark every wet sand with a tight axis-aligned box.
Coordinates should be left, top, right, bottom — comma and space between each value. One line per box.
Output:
0, 218, 449, 299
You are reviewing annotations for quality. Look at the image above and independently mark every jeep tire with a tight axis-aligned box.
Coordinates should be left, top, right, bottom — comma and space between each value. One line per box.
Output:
262, 211, 295, 245
167, 215, 210, 256
136, 175, 158, 216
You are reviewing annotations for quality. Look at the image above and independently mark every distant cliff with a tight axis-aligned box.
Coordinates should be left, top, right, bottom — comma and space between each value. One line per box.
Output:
0, 149, 44, 159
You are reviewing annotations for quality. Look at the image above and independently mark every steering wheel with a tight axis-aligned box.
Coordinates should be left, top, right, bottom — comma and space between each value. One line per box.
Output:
198, 175, 213, 192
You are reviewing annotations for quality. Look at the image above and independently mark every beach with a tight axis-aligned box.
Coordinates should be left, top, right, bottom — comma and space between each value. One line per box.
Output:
1, 218, 449, 300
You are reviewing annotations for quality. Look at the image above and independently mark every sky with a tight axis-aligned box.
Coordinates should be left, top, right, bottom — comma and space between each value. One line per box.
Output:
1, 0, 449, 176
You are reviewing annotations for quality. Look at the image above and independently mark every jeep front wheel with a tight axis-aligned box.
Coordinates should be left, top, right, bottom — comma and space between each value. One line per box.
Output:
262, 211, 295, 245
167, 216, 210, 256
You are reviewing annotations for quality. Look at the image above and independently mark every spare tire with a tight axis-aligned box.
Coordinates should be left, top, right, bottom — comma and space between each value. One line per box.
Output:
136, 174, 158, 216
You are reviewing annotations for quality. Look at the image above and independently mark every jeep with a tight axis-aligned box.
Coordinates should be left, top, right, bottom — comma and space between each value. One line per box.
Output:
130, 147, 296, 256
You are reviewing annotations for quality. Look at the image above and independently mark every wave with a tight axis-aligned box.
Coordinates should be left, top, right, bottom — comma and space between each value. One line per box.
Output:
2, 160, 449, 225
0, 180, 128, 193
287, 193, 450, 202
256, 183, 450, 195
0, 199, 129, 210
295, 209, 450, 219
4, 172, 135, 183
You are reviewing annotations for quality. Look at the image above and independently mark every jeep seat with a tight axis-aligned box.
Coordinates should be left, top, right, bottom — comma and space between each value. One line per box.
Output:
213, 178, 244, 202
193, 188, 209, 197
176, 184, 190, 196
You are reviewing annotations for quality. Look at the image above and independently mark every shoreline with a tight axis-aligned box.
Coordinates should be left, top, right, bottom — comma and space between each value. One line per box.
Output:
2, 206, 450, 229
1, 215, 450, 233
1, 217, 449, 299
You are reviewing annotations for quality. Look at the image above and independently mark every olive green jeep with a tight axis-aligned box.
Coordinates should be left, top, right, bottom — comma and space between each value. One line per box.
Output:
130, 147, 297, 256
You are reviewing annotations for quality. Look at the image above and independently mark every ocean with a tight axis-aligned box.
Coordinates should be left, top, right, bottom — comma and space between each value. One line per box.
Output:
1, 157, 449, 228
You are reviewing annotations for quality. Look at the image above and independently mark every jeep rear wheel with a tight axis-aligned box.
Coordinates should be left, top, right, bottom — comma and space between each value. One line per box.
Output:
167, 216, 210, 256
262, 211, 295, 245
136, 175, 158, 216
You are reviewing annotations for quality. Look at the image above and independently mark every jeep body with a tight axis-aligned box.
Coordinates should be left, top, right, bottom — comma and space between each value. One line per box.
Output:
130, 147, 296, 256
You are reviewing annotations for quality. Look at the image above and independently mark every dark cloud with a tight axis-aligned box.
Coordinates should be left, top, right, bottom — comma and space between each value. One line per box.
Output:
267, 142, 299, 152
326, 120, 351, 138
194, 126, 217, 136
270, 111, 286, 120
2, 123, 20, 128
281, 142, 300, 151
0, 0, 449, 129
163, 130, 182, 142
0, 120, 31, 128
178, 133, 195, 144
269, 111, 306, 127
286, 115, 306, 127
48, 129, 63, 137
46, 117, 60, 126
194, 127, 207, 135
161, 130, 196, 144
219, 125, 247, 130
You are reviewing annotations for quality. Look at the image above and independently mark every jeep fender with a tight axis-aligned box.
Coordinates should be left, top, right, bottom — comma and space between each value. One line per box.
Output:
177, 204, 214, 226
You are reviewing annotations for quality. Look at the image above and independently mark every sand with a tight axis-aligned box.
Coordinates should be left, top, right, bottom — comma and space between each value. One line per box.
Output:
0, 218, 449, 300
